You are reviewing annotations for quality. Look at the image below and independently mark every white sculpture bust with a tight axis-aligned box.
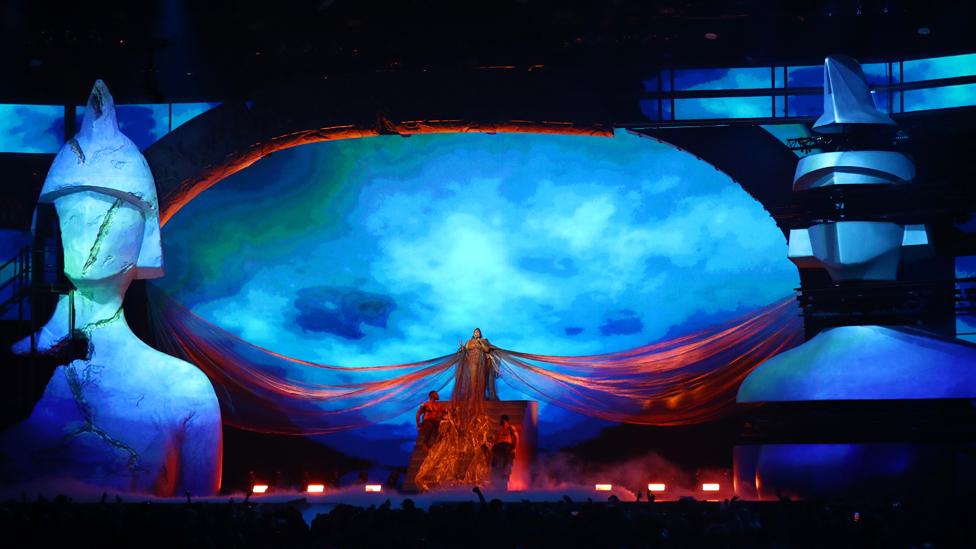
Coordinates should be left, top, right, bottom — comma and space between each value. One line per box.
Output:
1, 81, 222, 496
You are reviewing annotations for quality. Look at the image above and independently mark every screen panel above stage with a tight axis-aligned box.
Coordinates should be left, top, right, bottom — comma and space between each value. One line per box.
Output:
156, 130, 798, 467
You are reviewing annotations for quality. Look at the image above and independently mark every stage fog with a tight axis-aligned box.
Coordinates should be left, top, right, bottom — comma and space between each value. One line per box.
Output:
156, 130, 798, 469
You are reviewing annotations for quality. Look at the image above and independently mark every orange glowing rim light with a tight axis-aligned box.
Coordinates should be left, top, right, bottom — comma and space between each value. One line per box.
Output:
702, 483, 721, 492
364, 484, 382, 493
306, 484, 326, 493
251, 484, 269, 494
594, 484, 613, 491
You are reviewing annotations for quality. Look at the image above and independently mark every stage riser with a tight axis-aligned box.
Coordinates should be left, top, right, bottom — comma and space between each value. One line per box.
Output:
734, 442, 976, 500
402, 400, 537, 493
734, 399, 976, 499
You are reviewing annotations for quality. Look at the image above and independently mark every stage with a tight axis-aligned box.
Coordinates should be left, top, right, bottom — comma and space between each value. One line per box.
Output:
1, 10, 976, 547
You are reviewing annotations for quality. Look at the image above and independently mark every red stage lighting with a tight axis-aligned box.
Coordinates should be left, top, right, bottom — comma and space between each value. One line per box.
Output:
702, 483, 720, 492
251, 484, 269, 494
306, 484, 325, 493
594, 484, 612, 491
364, 484, 382, 493
647, 483, 666, 492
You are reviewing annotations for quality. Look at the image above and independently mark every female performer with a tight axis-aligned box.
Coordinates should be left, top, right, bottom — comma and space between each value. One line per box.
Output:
414, 328, 498, 491
454, 328, 498, 402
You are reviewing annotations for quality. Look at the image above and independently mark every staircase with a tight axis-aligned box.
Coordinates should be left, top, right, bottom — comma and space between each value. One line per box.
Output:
0, 244, 39, 422
0, 245, 32, 323
402, 400, 538, 493
0, 208, 76, 341
0, 233, 82, 423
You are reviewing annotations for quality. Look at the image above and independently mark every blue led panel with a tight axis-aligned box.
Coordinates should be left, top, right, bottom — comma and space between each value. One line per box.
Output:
171, 102, 221, 129
675, 96, 770, 119
0, 104, 64, 153
674, 67, 772, 90
76, 103, 169, 150
903, 83, 976, 112
787, 65, 822, 88
904, 53, 976, 82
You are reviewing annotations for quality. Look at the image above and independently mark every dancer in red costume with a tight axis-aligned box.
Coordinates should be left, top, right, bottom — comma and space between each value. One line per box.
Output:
489, 414, 519, 489
416, 391, 447, 450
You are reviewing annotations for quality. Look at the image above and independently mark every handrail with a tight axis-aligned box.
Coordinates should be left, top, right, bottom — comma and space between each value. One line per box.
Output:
0, 283, 29, 314
0, 244, 31, 316
0, 245, 30, 275
0, 274, 24, 294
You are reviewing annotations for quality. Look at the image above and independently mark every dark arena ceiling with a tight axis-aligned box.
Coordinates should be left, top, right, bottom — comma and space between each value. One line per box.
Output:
2, 0, 975, 104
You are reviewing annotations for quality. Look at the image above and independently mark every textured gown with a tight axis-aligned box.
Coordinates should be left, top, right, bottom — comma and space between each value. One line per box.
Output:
414, 337, 496, 491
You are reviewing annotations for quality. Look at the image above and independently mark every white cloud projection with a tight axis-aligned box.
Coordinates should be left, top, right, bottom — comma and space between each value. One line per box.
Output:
159, 130, 797, 461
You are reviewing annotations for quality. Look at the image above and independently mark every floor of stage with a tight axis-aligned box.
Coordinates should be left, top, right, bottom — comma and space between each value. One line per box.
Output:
0, 483, 728, 518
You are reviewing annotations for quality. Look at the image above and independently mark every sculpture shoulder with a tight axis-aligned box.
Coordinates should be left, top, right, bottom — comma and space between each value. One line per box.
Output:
125, 345, 219, 406
147, 350, 222, 430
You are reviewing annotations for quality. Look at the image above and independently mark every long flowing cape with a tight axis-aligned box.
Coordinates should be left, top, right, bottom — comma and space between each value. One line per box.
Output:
146, 284, 804, 434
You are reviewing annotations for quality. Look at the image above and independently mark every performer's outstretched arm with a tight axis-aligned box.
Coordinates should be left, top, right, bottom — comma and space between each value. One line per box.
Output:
478, 338, 492, 352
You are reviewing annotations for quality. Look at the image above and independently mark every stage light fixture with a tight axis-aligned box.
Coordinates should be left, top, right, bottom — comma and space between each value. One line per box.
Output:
594, 484, 612, 491
704, 32, 718, 40
917, 27, 931, 35
364, 484, 382, 493
702, 483, 720, 492
306, 484, 325, 493
251, 484, 269, 494
647, 483, 666, 492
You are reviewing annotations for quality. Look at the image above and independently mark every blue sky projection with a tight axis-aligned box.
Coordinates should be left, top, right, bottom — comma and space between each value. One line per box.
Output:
158, 130, 796, 463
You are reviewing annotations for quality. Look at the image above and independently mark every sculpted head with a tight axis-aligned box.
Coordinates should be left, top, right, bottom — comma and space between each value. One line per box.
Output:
37, 80, 163, 286
54, 191, 147, 283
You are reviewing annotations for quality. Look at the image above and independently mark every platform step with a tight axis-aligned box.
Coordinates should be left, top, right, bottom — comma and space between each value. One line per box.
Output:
402, 400, 537, 492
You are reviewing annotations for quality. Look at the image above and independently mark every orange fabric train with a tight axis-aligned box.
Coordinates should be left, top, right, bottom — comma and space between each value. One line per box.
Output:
146, 284, 804, 434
